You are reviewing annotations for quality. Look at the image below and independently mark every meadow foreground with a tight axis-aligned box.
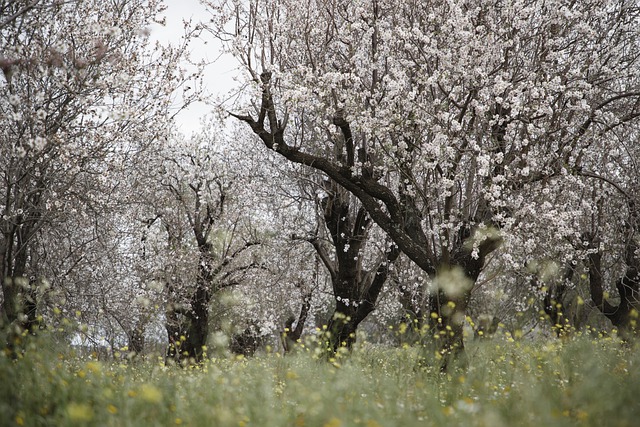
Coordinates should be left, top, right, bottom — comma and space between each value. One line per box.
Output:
1, 334, 638, 427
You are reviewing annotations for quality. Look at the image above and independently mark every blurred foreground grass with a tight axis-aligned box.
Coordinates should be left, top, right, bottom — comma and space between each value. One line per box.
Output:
1, 334, 638, 426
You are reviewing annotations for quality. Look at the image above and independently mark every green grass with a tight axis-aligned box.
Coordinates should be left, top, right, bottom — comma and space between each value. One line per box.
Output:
1, 334, 639, 427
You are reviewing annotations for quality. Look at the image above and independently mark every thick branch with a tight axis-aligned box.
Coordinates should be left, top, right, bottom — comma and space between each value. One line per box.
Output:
230, 77, 436, 275
292, 292, 312, 338
352, 206, 370, 238
354, 244, 401, 323
587, 246, 620, 318
293, 234, 336, 280
333, 109, 354, 167
0, 0, 41, 30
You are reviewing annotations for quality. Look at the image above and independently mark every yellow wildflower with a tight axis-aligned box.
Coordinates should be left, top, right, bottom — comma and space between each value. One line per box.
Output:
139, 384, 163, 404
66, 402, 93, 422
323, 418, 342, 427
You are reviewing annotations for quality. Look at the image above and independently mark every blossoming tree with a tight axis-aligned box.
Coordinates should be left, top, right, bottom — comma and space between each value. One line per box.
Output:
207, 0, 640, 368
0, 0, 200, 348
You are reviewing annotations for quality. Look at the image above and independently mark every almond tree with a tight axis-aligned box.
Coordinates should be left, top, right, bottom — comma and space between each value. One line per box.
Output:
293, 168, 400, 352
582, 132, 640, 337
0, 0, 201, 348
135, 130, 268, 362
207, 0, 640, 368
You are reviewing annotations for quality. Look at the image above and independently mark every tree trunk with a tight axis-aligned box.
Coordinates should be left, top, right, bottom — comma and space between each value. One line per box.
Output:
166, 282, 210, 364
128, 319, 145, 356
588, 246, 639, 337
1, 232, 41, 357
282, 291, 312, 353
534, 264, 575, 336
421, 278, 472, 372
428, 232, 502, 371
326, 303, 358, 352
182, 281, 210, 361
582, 199, 640, 337
325, 245, 400, 354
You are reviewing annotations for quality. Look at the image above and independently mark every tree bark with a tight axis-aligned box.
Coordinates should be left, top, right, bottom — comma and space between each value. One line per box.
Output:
232, 72, 501, 369
587, 240, 639, 336
165, 252, 212, 363
282, 291, 312, 353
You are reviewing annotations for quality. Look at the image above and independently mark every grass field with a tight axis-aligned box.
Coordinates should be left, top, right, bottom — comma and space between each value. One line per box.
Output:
1, 333, 638, 427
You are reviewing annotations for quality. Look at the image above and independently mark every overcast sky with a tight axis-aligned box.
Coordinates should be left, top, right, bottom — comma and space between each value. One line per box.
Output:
151, 0, 239, 136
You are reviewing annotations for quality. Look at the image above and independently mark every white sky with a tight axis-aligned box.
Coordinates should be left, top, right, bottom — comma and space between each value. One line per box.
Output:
150, 0, 239, 136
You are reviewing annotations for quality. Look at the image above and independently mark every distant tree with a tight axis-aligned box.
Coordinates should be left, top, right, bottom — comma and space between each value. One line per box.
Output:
0, 0, 201, 352
584, 174, 639, 337
137, 132, 264, 363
